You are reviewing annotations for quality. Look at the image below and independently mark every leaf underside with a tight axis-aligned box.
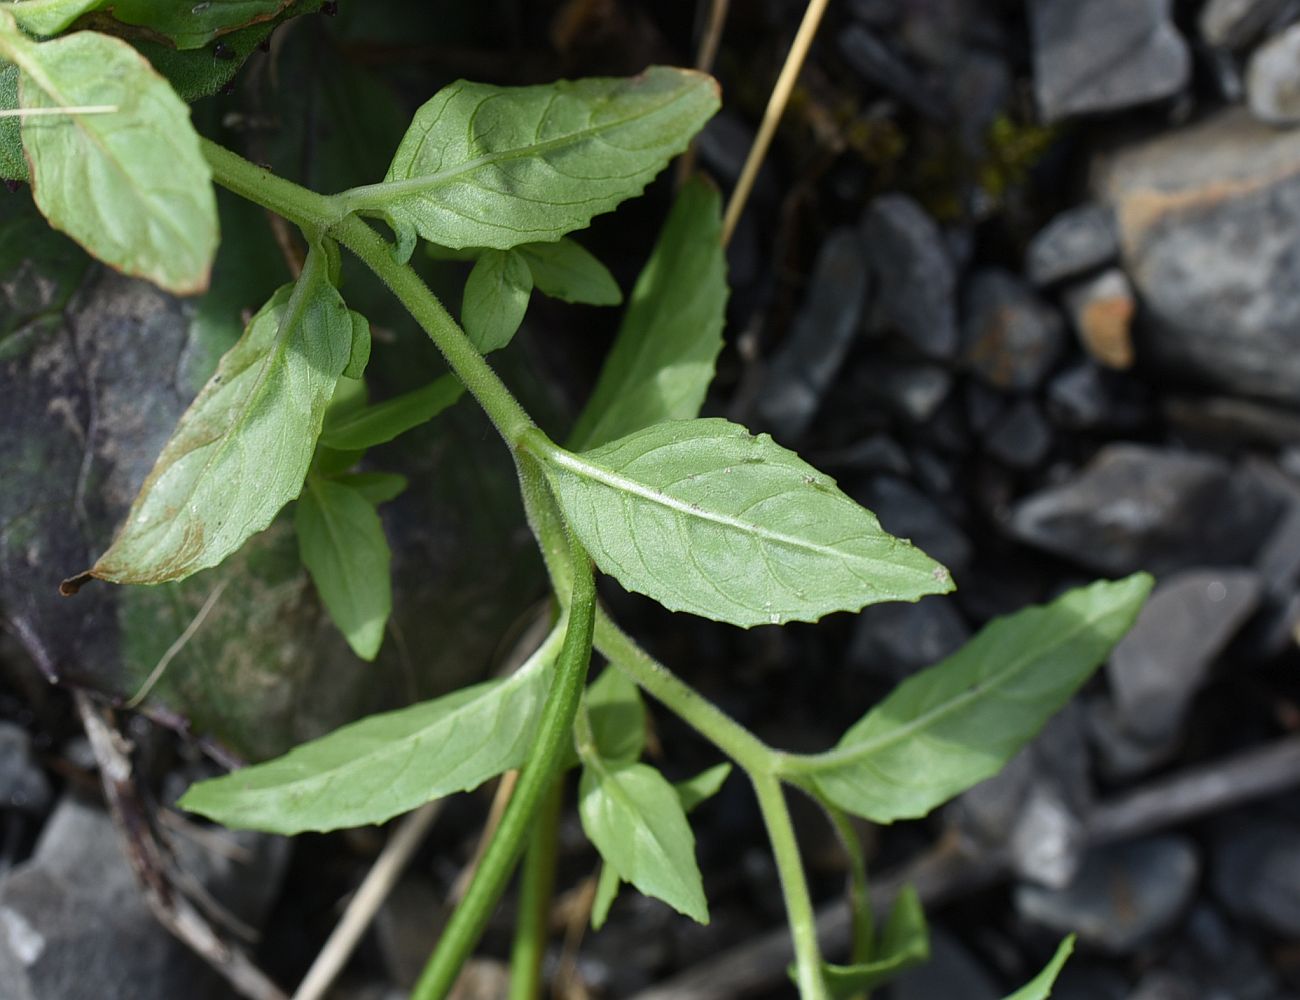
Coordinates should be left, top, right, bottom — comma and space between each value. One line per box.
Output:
541, 419, 953, 628
808, 575, 1153, 823
371, 65, 720, 250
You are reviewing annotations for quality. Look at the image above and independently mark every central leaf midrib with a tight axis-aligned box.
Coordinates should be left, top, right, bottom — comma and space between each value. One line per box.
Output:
544, 445, 882, 568
806, 605, 1117, 774
352, 88, 694, 208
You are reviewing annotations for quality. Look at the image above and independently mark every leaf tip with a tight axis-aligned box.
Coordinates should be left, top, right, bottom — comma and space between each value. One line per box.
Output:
59, 571, 93, 597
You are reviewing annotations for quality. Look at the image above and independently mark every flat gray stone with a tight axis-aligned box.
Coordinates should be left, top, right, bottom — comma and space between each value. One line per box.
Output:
1026, 202, 1119, 286
1030, 0, 1190, 122
1094, 108, 1300, 403
0, 724, 50, 815
757, 228, 868, 439
1016, 836, 1199, 954
1105, 568, 1263, 743
861, 194, 958, 358
1211, 817, 1300, 936
1248, 23, 1300, 124
962, 269, 1067, 390
1007, 444, 1284, 575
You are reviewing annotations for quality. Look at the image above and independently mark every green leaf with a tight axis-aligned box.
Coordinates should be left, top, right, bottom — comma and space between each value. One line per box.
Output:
72, 251, 353, 588
803, 575, 1153, 823
586, 666, 646, 764
592, 762, 730, 930
334, 471, 408, 506
517, 238, 621, 306
811, 886, 930, 998
343, 310, 371, 379
1001, 936, 1075, 1000
674, 762, 731, 812
180, 626, 565, 833
578, 759, 708, 923
462, 248, 532, 353
352, 66, 719, 251
134, 0, 327, 102
4, 0, 101, 37
533, 419, 953, 628
105, 0, 287, 49
295, 477, 392, 661
0, 62, 24, 181
591, 856, 622, 931
569, 177, 727, 451
319, 374, 464, 451
0, 21, 218, 294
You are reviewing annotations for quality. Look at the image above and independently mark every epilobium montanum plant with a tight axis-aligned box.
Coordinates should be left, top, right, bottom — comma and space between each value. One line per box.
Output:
1, 4, 1150, 997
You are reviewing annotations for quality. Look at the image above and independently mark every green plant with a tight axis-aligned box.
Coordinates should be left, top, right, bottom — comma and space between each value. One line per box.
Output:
1, 6, 1151, 998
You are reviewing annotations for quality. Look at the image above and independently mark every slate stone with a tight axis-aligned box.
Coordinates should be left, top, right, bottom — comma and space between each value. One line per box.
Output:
757, 229, 869, 439
1162, 395, 1300, 447
839, 25, 944, 117
861, 194, 958, 358
0, 724, 50, 816
962, 269, 1067, 390
1015, 836, 1199, 954
1200, 0, 1290, 48
1063, 268, 1136, 370
1007, 444, 1285, 576
1051, 964, 1129, 1000
1105, 569, 1263, 743
1211, 816, 1300, 936
1009, 784, 1087, 889
1248, 23, 1300, 124
1095, 108, 1300, 404
1026, 203, 1119, 286
856, 475, 973, 574
876, 363, 954, 424
1029, 0, 1191, 122
849, 595, 970, 680
0, 799, 224, 1000
984, 399, 1053, 469
1087, 696, 1179, 780
1046, 364, 1149, 431
1128, 971, 1199, 1000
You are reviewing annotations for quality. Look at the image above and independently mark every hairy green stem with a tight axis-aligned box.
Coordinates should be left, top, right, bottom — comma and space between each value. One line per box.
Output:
752, 772, 831, 1000
411, 547, 595, 1000
507, 780, 562, 1000
201, 139, 340, 236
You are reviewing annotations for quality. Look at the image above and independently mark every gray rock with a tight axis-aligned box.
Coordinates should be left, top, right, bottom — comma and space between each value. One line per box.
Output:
826, 433, 912, 477
1201, 0, 1290, 48
757, 229, 868, 439
1046, 364, 1149, 431
849, 0, 900, 27
1094, 108, 1300, 403
1026, 203, 1119, 286
1063, 268, 1135, 370
876, 363, 954, 424
962, 269, 1067, 390
839, 25, 944, 117
1211, 817, 1300, 936
1015, 836, 1199, 954
984, 399, 1053, 469
965, 382, 1005, 435
0, 724, 50, 815
695, 111, 758, 184
1087, 696, 1179, 779
1248, 23, 1300, 124
1007, 444, 1285, 575
1162, 395, 1300, 447
1009, 784, 1087, 888
890, 925, 999, 1000
861, 194, 958, 358
1128, 971, 1199, 1000
849, 595, 970, 680
856, 475, 973, 574
1029, 0, 1191, 122
1105, 569, 1262, 743
1257, 499, 1300, 592
0, 798, 224, 1000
